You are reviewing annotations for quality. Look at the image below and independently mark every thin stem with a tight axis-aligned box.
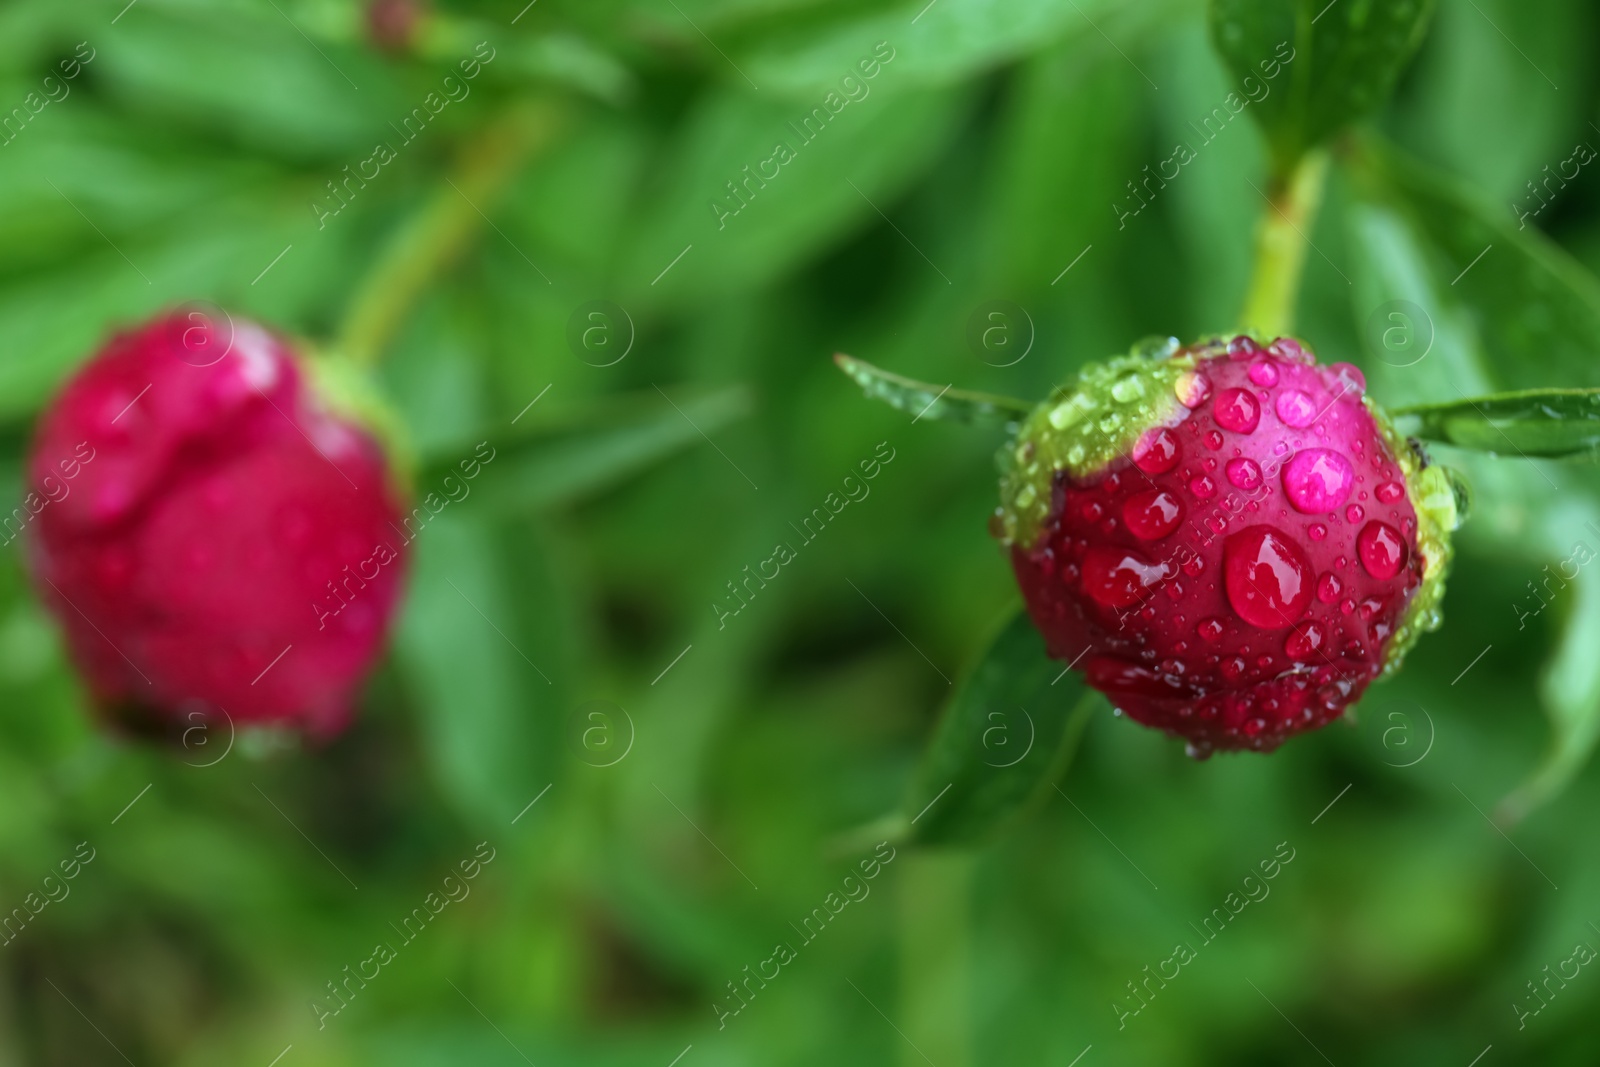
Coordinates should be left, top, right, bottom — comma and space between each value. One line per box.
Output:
336, 98, 563, 368
1238, 149, 1330, 338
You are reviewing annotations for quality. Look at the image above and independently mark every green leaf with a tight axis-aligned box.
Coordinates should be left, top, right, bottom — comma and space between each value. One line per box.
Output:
905, 610, 1101, 846
1209, 0, 1435, 171
1362, 140, 1600, 390
419, 386, 754, 517
739, 0, 1188, 99
834, 354, 1031, 426
1394, 388, 1600, 459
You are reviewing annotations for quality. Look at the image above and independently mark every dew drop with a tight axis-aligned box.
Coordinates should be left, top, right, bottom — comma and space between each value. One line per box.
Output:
1197, 617, 1225, 642
1316, 572, 1342, 603
1282, 449, 1354, 514
1345, 504, 1364, 523
1080, 500, 1104, 523
1223, 526, 1314, 629
1357, 521, 1407, 579
1123, 488, 1185, 540
1275, 389, 1317, 428
1228, 335, 1263, 359
1081, 546, 1172, 609
1111, 374, 1146, 403
1132, 427, 1182, 473
1204, 430, 1224, 451
1214, 388, 1261, 433
1285, 620, 1328, 662
1225, 457, 1263, 490
1330, 362, 1366, 396
1269, 337, 1309, 363
1308, 523, 1327, 541
1375, 480, 1404, 504
1221, 656, 1247, 682
1248, 359, 1279, 387
1174, 371, 1212, 409
1340, 598, 1356, 615
1181, 556, 1205, 578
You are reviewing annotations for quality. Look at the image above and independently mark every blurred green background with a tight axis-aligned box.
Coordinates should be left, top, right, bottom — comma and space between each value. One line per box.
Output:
2, 0, 1600, 1063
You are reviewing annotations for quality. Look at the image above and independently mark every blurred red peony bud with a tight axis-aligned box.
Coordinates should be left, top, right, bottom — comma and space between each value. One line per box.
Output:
24, 309, 410, 738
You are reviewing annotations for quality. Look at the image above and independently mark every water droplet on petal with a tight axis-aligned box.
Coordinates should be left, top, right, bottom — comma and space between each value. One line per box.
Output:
1358, 521, 1407, 579
1081, 546, 1172, 609
1214, 388, 1261, 433
1123, 489, 1185, 540
1330, 362, 1366, 396
1345, 504, 1364, 523
1248, 359, 1279, 387
1276, 389, 1317, 428
1223, 526, 1314, 629
1317, 573, 1343, 603
1189, 474, 1216, 500
1132, 427, 1181, 473
1174, 371, 1212, 409
1197, 617, 1224, 642
1375, 480, 1404, 504
1269, 337, 1309, 363
1225, 457, 1262, 489
1285, 620, 1328, 662
1204, 430, 1224, 451
1282, 449, 1354, 514
1308, 523, 1327, 541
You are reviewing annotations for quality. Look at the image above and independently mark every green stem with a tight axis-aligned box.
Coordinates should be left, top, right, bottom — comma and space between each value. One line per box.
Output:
1238, 149, 1330, 338
335, 98, 563, 368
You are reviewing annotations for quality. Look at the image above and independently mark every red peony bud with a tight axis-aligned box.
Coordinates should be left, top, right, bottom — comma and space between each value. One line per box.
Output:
24, 310, 409, 738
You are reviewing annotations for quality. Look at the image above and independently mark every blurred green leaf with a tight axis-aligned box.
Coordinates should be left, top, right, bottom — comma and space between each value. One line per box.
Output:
423, 386, 754, 516
906, 610, 1100, 846
1209, 0, 1434, 171
1363, 141, 1600, 390
834, 353, 1029, 426
1394, 388, 1600, 459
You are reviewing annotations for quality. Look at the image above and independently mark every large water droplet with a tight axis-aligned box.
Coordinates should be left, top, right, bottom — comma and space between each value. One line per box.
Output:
1282, 449, 1354, 514
1316, 573, 1343, 603
1275, 390, 1317, 428
1223, 526, 1313, 629
1132, 427, 1181, 474
1357, 521, 1407, 579
1225, 457, 1263, 489
1174, 371, 1212, 409
1330, 362, 1366, 396
1214, 388, 1261, 433
1269, 337, 1309, 363
1123, 489, 1185, 540
1375, 480, 1404, 504
1081, 546, 1172, 609
1345, 504, 1364, 523
1248, 359, 1279, 387
1111, 374, 1146, 403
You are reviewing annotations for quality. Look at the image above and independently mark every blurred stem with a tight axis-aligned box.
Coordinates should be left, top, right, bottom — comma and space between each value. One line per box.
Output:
1238, 150, 1330, 338
335, 98, 563, 368
899, 853, 971, 1067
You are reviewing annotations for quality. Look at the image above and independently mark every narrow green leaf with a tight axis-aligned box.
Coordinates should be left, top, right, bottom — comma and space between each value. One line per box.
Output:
834, 353, 1031, 426
1394, 388, 1600, 459
418, 386, 754, 516
1209, 0, 1435, 171
906, 610, 1102, 846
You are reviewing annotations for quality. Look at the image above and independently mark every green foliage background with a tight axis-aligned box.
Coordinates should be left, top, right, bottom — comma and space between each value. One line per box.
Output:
0, 0, 1598, 1063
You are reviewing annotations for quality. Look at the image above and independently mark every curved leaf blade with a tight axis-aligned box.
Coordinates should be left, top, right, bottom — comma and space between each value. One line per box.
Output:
834, 353, 1031, 426
906, 610, 1102, 846
1395, 388, 1600, 459
1210, 0, 1435, 171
